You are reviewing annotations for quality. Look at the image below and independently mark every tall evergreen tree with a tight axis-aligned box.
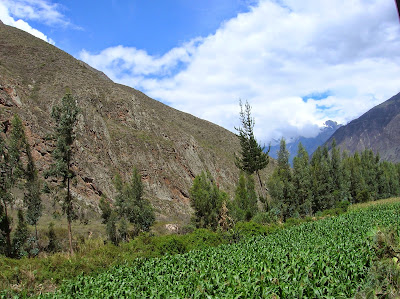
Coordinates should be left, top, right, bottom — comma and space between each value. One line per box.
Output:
0, 115, 27, 257
347, 152, 367, 203
310, 146, 334, 212
267, 138, 295, 219
340, 151, 352, 201
23, 141, 42, 241
360, 149, 379, 199
235, 100, 269, 201
377, 161, 400, 199
277, 138, 295, 217
330, 139, 343, 201
46, 92, 79, 254
292, 143, 312, 216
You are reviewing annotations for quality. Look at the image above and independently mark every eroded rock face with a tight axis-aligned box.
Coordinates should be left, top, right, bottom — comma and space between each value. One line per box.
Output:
0, 24, 274, 224
0, 84, 22, 107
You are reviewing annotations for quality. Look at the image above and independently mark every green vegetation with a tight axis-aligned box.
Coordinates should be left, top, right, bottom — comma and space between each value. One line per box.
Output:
356, 227, 400, 298
1, 115, 40, 258
100, 169, 155, 244
267, 139, 400, 220
24, 131, 43, 249
230, 172, 258, 221
45, 92, 79, 255
235, 100, 270, 200
189, 171, 228, 230
36, 200, 400, 298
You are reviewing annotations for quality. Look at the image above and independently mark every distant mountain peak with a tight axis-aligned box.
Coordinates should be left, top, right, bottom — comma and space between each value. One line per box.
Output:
325, 92, 400, 162
269, 120, 342, 165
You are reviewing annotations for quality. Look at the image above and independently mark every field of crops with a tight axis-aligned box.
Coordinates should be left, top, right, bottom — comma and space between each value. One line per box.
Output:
41, 202, 400, 298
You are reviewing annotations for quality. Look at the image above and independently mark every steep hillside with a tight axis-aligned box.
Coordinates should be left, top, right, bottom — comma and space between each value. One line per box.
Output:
0, 23, 274, 223
326, 92, 400, 162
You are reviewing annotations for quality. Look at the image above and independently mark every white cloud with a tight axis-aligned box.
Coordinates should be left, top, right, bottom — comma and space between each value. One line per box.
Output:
3, 0, 69, 26
80, 0, 400, 143
0, 1, 55, 44
0, 0, 74, 45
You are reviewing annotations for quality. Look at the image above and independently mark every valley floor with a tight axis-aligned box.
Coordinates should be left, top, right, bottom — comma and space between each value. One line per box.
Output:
1, 197, 400, 298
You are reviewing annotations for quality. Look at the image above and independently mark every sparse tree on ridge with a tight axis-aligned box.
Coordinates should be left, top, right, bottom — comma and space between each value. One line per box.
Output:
235, 100, 270, 201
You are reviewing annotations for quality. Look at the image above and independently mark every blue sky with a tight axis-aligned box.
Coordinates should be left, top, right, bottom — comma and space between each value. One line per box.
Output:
1, 0, 400, 143
34, 0, 255, 56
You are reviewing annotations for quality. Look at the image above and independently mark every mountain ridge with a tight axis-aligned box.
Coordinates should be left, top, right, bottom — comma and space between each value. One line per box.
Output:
325, 92, 400, 162
0, 23, 275, 224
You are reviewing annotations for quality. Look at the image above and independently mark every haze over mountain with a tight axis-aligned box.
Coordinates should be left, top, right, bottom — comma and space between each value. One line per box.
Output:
269, 120, 342, 165
0, 23, 274, 223
326, 92, 400, 162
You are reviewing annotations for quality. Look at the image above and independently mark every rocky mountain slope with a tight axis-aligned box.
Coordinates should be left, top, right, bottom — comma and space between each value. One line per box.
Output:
270, 120, 342, 165
325, 92, 400, 162
0, 23, 274, 223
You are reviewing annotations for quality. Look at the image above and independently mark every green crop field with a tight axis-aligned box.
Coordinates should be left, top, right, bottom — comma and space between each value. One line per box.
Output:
40, 202, 400, 298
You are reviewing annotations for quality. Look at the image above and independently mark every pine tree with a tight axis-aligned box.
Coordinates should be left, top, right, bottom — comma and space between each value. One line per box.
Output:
347, 152, 367, 203
292, 143, 312, 216
310, 146, 334, 212
0, 115, 27, 257
340, 151, 352, 201
377, 161, 400, 199
23, 141, 42, 242
46, 92, 79, 255
235, 100, 269, 201
360, 149, 379, 199
330, 139, 344, 203
275, 138, 294, 218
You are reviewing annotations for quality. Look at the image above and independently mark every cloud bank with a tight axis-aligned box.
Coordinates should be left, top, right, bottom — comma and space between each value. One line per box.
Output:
0, 0, 72, 45
80, 0, 400, 143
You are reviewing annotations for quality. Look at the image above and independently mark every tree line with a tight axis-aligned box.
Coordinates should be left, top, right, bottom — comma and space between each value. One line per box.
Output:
189, 100, 400, 230
267, 138, 400, 220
